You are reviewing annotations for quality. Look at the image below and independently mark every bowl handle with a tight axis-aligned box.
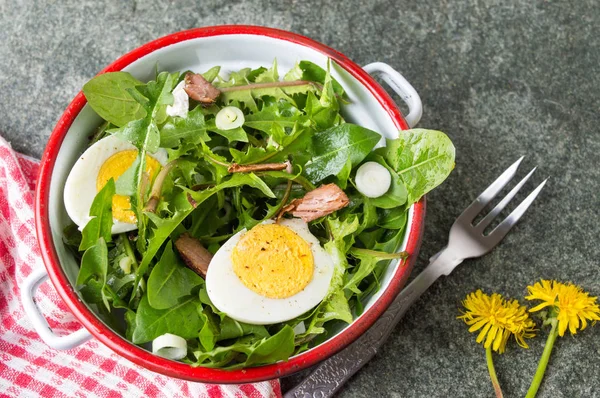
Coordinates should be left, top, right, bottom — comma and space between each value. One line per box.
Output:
363, 62, 423, 128
20, 268, 92, 350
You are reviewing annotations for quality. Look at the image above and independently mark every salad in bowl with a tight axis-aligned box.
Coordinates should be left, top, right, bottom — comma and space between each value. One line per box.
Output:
62, 59, 454, 369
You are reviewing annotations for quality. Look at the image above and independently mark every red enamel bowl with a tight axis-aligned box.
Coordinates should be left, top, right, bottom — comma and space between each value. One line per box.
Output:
31, 25, 425, 383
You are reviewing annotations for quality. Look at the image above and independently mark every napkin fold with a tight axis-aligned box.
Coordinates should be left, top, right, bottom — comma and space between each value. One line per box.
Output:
0, 135, 281, 398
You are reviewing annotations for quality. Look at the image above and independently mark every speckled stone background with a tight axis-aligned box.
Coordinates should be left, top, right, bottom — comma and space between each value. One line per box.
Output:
2, 0, 599, 397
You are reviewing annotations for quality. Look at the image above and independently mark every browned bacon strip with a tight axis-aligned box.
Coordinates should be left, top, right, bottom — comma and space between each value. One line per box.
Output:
184, 73, 221, 104
174, 233, 213, 278
279, 183, 350, 223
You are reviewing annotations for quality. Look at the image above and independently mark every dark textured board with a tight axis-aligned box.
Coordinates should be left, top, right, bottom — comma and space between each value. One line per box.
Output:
2, 1, 599, 397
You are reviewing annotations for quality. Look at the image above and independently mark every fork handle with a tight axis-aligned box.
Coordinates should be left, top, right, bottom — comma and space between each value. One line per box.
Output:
284, 249, 460, 398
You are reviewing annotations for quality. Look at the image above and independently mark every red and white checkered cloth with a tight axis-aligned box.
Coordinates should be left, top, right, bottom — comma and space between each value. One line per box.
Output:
0, 135, 281, 398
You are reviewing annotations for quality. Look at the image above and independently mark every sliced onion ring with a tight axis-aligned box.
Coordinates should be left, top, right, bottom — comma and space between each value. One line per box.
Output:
355, 161, 392, 198
152, 333, 187, 360
216, 106, 245, 130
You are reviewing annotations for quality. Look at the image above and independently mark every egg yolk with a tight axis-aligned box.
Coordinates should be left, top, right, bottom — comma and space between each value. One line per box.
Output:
231, 224, 314, 299
96, 150, 161, 224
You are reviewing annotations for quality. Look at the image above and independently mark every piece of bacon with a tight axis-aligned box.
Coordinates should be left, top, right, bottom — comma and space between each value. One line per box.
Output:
279, 183, 350, 223
174, 233, 213, 278
183, 73, 221, 104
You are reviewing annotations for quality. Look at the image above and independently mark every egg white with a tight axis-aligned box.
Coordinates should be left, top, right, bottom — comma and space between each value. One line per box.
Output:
206, 218, 335, 325
63, 134, 168, 234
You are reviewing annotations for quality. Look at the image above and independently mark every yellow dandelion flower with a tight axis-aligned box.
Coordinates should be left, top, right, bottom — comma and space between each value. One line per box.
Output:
525, 280, 600, 398
525, 280, 600, 336
458, 290, 536, 353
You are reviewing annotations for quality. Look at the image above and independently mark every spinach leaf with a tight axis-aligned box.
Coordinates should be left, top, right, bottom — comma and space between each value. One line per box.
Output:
218, 317, 269, 341
76, 237, 110, 310
192, 325, 295, 369
147, 241, 204, 310
79, 179, 115, 251
381, 129, 455, 204
160, 107, 211, 148
132, 295, 202, 344
377, 207, 408, 229
364, 154, 408, 209
245, 325, 294, 367
304, 124, 380, 183
82, 72, 146, 127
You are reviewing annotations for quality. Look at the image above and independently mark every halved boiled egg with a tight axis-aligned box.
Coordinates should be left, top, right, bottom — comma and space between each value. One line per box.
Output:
206, 218, 335, 325
64, 134, 167, 234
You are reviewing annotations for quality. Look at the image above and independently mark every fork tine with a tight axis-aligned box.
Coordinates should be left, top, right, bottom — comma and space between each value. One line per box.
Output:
460, 156, 524, 222
475, 167, 537, 232
487, 178, 548, 243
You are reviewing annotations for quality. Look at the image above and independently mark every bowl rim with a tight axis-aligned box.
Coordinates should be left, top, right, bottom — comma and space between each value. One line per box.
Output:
35, 25, 425, 383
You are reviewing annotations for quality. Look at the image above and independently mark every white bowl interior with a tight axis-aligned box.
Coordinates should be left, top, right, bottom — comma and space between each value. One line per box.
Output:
48, 34, 414, 352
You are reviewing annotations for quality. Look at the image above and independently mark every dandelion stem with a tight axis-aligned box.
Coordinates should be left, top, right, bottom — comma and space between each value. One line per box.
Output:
486, 346, 504, 398
525, 318, 559, 398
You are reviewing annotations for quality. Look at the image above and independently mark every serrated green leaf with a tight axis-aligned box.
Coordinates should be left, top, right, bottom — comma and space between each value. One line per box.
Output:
160, 107, 211, 148
79, 179, 115, 251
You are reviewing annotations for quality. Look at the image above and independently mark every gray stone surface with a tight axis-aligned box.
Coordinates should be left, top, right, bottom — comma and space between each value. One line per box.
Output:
2, 0, 599, 397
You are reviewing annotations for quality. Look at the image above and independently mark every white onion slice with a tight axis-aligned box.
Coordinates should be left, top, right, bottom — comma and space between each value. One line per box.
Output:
355, 161, 392, 198
166, 80, 189, 119
215, 106, 245, 130
152, 333, 187, 360
293, 322, 306, 335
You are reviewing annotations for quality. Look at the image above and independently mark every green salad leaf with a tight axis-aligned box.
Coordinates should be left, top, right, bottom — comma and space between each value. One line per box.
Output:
82, 72, 146, 127
132, 295, 202, 344
304, 124, 380, 183
74, 60, 456, 370
147, 241, 204, 309
76, 237, 110, 310
79, 178, 115, 251
381, 129, 455, 204
160, 107, 210, 148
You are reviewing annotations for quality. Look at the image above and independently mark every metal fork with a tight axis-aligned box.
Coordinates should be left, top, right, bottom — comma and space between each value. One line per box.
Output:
285, 157, 547, 398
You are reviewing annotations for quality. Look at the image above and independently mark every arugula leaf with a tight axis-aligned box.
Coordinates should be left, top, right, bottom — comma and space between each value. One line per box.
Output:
244, 101, 307, 137
83, 72, 146, 127
109, 72, 177, 251
79, 179, 115, 251
132, 295, 202, 344
381, 129, 455, 204
147, 241, 204, 310
76, 237, 110, 310
131, 173, 275, 302
205, 119, 248, 143
254, 59, 279, 83
220, 85, 315, 113
304, 124, 380, 183
160, 107, 211, 148
298, 60, 346, 98
202, 66, 221, 83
